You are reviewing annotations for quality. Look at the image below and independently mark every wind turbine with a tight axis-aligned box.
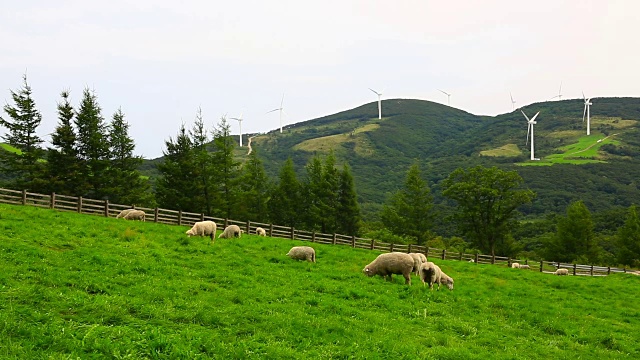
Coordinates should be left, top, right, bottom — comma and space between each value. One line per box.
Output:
510, 92, 516, 111
231, 113, 243, 147
438, 89, 451, 106
550, 82, 563, 101
522, 110, 540, 161
369, 88, 383, 119
582, 92, 592, 135
267, 93, 286, 133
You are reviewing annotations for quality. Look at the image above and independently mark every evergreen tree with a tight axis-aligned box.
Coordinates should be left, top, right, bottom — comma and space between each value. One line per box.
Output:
381, 163, 434, 244
211, 115, 240, 218
74, 88, 110, 198
190, 108, 215, 215
617, 205, 640, 267
46, 90, 81, 195
0, 74, 46, 191
551, 200, 599, 263
302, 155, 324, 231
268, 158, 301, 227
321, 153, 340, 233
156, 124, 200, 212
105, 108, 151, 206
237, 149, 271, 223
336, 163, 361, 236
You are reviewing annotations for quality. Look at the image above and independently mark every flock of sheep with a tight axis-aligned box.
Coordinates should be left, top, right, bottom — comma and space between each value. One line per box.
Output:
118, 209, 575, 287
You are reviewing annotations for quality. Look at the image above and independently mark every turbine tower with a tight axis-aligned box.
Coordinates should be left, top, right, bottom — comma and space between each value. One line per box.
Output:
231, 113, 243, 147
439, 89, 451, 106
267, 93, 286, 133
582, 92, 592, 135
522, 110, 540, 161
369, 88, 383, 119
510, 92, 516, 111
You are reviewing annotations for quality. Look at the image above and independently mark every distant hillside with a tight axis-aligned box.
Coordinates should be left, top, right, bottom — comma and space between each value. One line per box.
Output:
142, 97, 640, 221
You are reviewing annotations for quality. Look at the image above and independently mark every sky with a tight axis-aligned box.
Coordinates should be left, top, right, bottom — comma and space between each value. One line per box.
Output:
1, 0, 639, 159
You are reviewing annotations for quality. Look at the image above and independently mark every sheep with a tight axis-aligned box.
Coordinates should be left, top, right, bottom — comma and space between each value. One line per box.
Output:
519, 264, 531, 270
555, 268, 569, 276
218, 224, 242, 239
286, 246, 316, 263
186, 221, 217, 242
363, 252, 415, 285
116, 208, 135, 219
123, 209, 145, 221
511, 262, 520, 269
419, 262, 454, 291
256, 227, 267, 236
408, 252, 427, 275
468, 259, 476, 263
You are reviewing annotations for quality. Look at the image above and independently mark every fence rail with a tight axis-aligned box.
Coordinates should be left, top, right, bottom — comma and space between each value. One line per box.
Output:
0, 187, 636, 276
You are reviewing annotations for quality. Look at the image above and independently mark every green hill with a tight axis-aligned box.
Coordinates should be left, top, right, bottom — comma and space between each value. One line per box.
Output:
2, 203, 639, 358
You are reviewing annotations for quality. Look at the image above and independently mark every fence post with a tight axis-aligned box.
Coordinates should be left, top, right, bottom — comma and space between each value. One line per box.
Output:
608, 266, 611, 275
442, 249, 446, 260
459, 252, 463, 261
332, 234, 337, 245
408, 244, 412, 253
390, 243, 394, 252
104, 200, 109, 217
269, 224, 274, 237
370, 239, 375, 250
77, 196, 82, 213
491, 255, 495, 264
539, 261, 543, 272
200, 213, 205, 221
426, 247, 430, 257
507, 258, 511, 267
154, 208, 159, 223
21, 189, 26, 205
525, 259, 528, 265
573, 264, 577, 276
290, 227, 295, 240
590, 265, 594, 276
50, 192, 55, 209
311, 232, 316, 243
224, 219, 229, 228
178, 210, 182, 226
351, 235, 356, 248
475, 253, 479, 264
246, 220, 250, 234
623, 267, 626, 273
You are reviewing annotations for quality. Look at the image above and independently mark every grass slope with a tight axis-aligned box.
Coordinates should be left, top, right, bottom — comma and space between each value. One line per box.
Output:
2, 204, 639, 359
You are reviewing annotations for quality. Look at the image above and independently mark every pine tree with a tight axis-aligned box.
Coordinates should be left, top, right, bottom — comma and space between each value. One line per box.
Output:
237, 149, 271, 223
302, 155, 324, 231
381, 163, 434, 244
0, 74, 46, 191
320, 153, 340, 233
189, 108, 215, 215
105, 108, 151, 206
617, 205, 640, 267
268, 158, 301, 227
74, 88, 110, 198
336, 163, 361, 236
552, 200, 599, 263
46, 90, 81, 195
211, 115, 240, 218
156, 124, 200, 212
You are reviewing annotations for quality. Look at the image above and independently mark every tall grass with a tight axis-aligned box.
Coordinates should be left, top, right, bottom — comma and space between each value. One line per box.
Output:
1, 203, 638, 358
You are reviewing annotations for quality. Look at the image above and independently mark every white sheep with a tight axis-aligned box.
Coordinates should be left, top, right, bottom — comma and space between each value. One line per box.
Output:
116, 209, 135, 219
123, 209, 145, 221
419, 262, 454, 290
511, 262, 520, 269
468, 259, 476, 263
555, 268, 569, 276
363, 252, 415, 285
218, 224, 242, 239
256, 227, 267, 236
519, 264, 531, 269
408, 252, 428, 276
286, 246, 316, 262
186, 221, 217, 242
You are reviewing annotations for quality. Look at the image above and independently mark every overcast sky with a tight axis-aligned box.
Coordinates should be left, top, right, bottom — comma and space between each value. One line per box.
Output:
1, 0, 638, 159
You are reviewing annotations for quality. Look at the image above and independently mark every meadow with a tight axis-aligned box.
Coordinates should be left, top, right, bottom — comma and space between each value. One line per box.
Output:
1, 203, 639, 359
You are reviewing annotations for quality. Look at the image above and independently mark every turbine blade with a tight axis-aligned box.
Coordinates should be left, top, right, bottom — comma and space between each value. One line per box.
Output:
520, 110, 530, 121
369, 88, 380, 95
530, 112, 540, 122
582, 91, 585, 100
266, 108, 279, 114
281, 93, 285, 107
510, 92, 514, 103
526, 124, 530, 146
583, 104, 587, 122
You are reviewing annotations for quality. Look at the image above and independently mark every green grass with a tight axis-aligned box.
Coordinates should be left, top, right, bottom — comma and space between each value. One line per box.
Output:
1, 203, 639, 358
480, 144, 522, 157
0, 143, 22, 155
518, 133, 617, 166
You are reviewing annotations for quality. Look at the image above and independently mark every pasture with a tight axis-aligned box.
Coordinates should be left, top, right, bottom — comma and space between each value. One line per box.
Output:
1, 203, 639, 359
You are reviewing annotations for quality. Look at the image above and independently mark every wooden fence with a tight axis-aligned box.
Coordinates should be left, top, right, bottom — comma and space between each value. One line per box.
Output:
1, 187, 636, 276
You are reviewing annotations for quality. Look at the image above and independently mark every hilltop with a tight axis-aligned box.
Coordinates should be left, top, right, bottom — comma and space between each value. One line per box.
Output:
1, 203, 639, 358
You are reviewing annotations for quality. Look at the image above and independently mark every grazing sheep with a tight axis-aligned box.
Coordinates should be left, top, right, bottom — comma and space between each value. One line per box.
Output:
469, 259, 476, 263
519, 264, 530, 270
116, 208, 135, 219
419, 262, 454, 291
256, 227, 267, 236
555, 268, 569, 276
363, 252, 415, 285
218, 224, 242, 239
511, 262, 520, 269
123, 209, 145, 221
409, 253, 427, 275
186, 221, 217, 242
286, 246, 316, 262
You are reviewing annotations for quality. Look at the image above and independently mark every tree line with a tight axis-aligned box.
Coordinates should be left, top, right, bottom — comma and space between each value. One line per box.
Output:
1, 75, 639, 268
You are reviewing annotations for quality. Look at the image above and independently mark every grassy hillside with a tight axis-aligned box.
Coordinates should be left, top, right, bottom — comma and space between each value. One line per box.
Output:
1, 203, 639, 358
